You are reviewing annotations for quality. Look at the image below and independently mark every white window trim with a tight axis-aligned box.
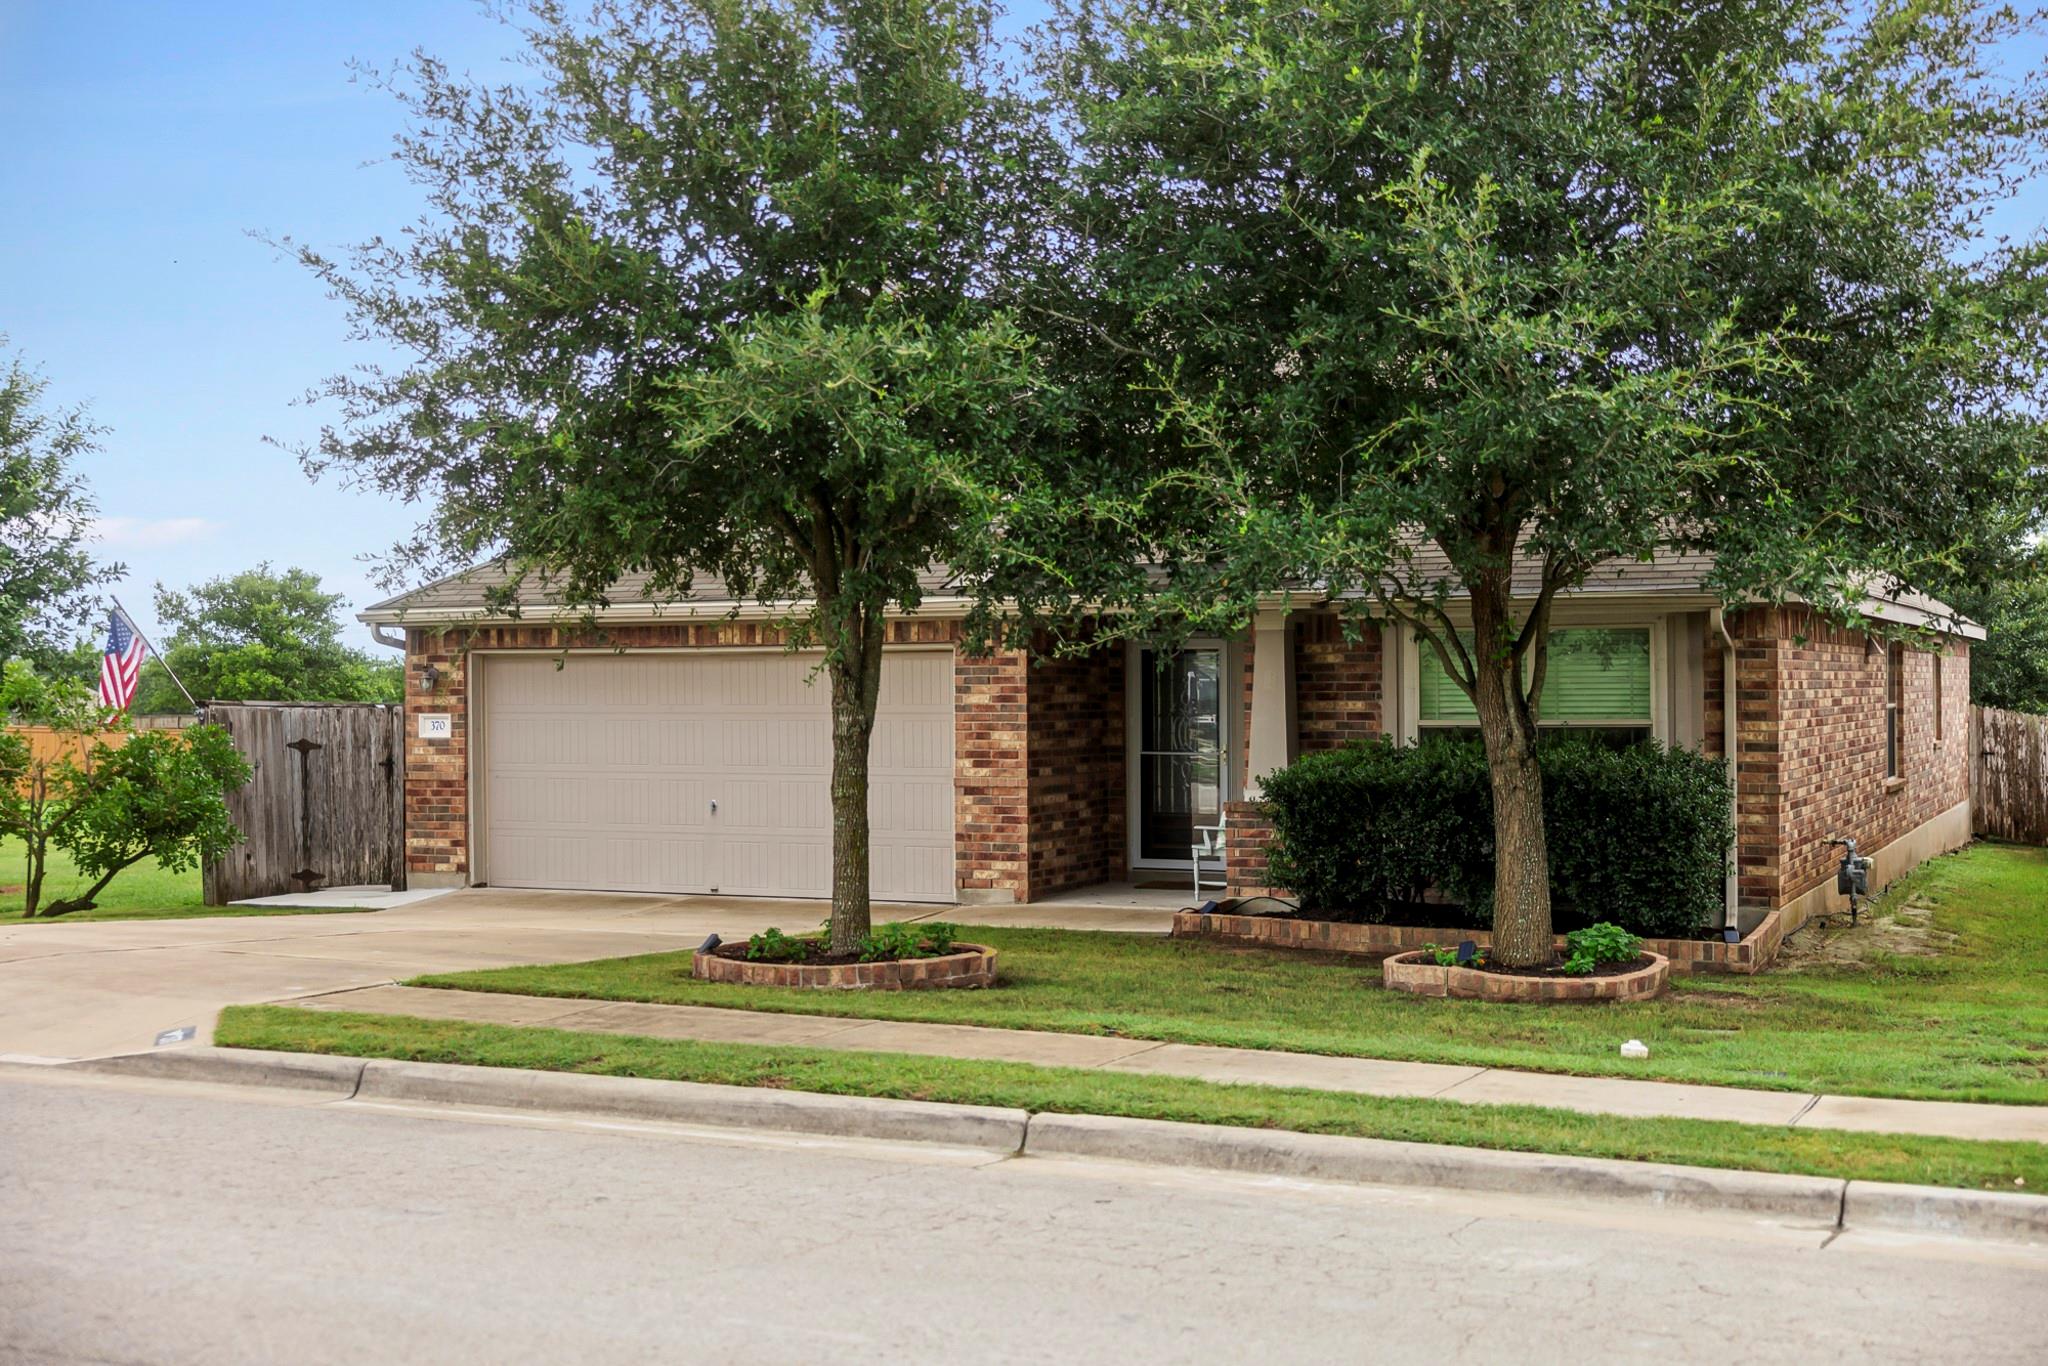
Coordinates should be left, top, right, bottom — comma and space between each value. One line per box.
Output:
1399, 617, 1669, 743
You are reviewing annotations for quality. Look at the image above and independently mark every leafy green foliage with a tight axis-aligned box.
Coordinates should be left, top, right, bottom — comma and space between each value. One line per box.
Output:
744, 927, 808, 963
286, 0, 1059, 951
743, 920, 964, 963
1941, 557, 2048, 714
1262, 736, 1732, 939
1005, 0, 2048, 963
1561, 923, 1644, 976
46, 726, 251, 916
1, 661, 251, 917
0, 339, 120, 667
134, 565, 399, 712
0, 663, 111, 917
1421, 942, 1484, 969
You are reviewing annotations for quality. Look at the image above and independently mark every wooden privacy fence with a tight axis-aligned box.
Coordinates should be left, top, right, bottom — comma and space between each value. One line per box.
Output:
1971, 705, 2048, 847
6, 714, 199, 767
202, 703, 406, 905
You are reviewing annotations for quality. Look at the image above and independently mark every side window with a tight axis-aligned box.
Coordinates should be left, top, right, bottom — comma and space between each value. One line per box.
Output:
1885, 641, 1904, 779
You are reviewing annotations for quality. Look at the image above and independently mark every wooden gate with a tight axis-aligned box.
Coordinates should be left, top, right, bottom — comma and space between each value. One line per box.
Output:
201, 703, 406, 904
1971, 705, 2048, 847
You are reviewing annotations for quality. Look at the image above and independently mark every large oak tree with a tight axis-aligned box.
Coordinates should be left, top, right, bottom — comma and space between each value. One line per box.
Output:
290, 0, 1053, 949
1021, 0, 2048, 963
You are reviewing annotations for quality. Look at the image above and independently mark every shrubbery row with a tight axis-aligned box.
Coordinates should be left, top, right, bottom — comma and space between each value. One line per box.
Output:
1260, 735, 1732, 939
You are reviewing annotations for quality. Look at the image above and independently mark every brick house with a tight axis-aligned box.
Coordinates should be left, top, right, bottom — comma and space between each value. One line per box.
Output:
364, 556, 1978, 933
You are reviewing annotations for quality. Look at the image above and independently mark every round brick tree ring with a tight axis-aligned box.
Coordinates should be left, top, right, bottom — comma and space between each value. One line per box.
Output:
693, 944, 997, 990
1381, 950, 1669, 1002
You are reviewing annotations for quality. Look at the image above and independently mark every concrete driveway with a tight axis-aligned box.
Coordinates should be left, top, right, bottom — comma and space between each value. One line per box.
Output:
0, 889, 1174, 1062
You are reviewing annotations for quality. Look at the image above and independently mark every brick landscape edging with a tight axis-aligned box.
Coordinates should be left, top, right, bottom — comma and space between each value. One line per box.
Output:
1381, 949, 1671, 1002
1172, 910, 1784, 976
691, 945, 997, 990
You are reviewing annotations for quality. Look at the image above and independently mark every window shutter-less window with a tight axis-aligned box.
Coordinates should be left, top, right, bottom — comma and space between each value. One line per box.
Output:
1541, 629, 1652, 722
1415, 632, 1479, 723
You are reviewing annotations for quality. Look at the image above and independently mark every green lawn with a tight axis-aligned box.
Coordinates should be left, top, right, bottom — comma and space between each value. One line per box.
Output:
1, 839, 366, 922
216, 1003, 2048, 1193
415, 841, 2048, 1105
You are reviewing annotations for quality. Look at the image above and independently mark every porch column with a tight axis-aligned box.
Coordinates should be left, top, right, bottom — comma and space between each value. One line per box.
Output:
1245, 608, 1295, 797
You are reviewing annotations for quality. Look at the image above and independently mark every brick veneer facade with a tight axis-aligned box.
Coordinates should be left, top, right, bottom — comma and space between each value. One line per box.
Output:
405, 621, 1119, 903
1294, 615, 1383, 750
404, 599, 1969, 917
1728, 606, 1970, 916
1023, 646, 1126, 898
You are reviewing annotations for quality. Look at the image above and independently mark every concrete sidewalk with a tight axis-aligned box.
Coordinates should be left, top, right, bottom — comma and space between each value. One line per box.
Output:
286, 983, 2048, 1146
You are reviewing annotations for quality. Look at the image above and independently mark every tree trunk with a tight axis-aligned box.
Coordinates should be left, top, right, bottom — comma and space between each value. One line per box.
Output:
22, 839, 47, 919
40, 856, 138, 917
1469, 573, 1554, 967
825, 608, 887, 955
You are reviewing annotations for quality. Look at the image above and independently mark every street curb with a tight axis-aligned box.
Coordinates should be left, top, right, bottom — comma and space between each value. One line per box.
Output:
71, 1047, 367, 1094
352, 1057, 1031, 1152
1024, 1112, 1845, 1221
64, 1048, 2048, 1245
1844, 1180, 2048, 1244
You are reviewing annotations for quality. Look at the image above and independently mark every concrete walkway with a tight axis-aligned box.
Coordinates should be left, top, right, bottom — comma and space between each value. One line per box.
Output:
289, 983, 2048, 1146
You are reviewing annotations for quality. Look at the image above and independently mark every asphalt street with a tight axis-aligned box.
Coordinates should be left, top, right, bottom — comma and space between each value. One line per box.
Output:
3, 1070, 2043, 1365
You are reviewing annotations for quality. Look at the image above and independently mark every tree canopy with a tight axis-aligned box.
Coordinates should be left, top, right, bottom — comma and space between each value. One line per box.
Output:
1009, 0, 2048, 962
288, 0, 1056, 946
134, 565, 401, 711
0, 341, 120, 669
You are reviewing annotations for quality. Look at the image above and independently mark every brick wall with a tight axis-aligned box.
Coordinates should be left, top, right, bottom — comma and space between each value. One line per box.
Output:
1024, 645, 1126, 897
1294, 614, 1382, 752
953, 648, 1030, 901
1730, 606, 1971, 910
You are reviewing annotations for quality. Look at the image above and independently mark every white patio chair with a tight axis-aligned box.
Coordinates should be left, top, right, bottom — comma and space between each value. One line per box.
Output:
1191, 809, 1229, 902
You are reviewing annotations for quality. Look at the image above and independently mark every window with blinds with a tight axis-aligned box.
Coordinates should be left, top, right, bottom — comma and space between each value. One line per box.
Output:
1417, 626, 1653, 729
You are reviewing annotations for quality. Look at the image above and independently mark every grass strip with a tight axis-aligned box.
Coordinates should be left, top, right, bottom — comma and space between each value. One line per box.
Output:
218, 1003, 2048, 1194
410, 842, 2048, 1104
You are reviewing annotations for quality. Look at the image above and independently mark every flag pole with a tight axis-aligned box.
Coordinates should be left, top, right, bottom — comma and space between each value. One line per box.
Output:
110, 596, 199, 714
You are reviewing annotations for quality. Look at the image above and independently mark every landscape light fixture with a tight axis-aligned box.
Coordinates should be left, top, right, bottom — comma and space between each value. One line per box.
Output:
1455, 940, 1479, 964
698, 933, 721, 954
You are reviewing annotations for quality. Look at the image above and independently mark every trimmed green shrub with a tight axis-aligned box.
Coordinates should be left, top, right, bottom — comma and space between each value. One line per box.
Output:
1260, 734, 1732, 939
1261, 736, 1492, 926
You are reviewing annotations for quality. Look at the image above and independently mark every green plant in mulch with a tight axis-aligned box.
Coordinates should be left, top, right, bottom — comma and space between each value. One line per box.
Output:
1561, 923, 1644, 976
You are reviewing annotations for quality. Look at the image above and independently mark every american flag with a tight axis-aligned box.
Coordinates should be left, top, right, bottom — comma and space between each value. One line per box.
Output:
97, 610, 147, 711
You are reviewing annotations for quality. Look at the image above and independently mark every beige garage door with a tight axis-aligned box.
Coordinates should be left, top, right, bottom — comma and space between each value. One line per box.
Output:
479, 651, 956, 902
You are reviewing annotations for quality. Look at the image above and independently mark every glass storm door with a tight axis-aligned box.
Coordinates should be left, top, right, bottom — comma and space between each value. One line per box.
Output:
1138, 647, 1225, 862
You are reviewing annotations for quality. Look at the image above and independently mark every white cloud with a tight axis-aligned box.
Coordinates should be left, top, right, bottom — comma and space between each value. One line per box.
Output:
90, 516, 223, 550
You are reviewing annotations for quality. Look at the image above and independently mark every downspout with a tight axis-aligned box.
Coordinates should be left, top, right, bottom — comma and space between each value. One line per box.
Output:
370, 623, 406, 651
1710, 607, 1739, 934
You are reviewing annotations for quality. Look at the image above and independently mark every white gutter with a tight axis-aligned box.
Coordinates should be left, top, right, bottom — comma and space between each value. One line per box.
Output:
1710, 607, 1740, 934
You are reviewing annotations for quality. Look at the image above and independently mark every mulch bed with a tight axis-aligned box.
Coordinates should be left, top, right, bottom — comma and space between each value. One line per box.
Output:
1462, 953, 1657, 979
708, 940, 947, 969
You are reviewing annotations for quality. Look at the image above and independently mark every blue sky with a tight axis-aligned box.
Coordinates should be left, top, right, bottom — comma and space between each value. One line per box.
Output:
1, 2, 2041, 649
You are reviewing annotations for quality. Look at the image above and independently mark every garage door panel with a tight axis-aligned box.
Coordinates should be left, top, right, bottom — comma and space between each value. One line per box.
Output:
482, 651, 954, 901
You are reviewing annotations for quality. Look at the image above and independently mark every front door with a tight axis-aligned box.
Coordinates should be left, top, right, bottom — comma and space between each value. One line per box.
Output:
1136, 646, 1226, 863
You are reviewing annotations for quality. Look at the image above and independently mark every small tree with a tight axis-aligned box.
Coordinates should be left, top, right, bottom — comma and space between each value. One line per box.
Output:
0, 340, 121, 667
135, 564, 401, 712
1033, 0, 2048, 964
1, 662, 250, 917
45, 727, 250, 916
285, 0, 1052, 952
1, 662, 113, 918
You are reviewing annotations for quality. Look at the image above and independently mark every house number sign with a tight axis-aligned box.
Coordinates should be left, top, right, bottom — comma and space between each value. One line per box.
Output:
417, 713, 453, 740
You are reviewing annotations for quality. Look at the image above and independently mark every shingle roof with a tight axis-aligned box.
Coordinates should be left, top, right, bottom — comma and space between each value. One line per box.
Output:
358, 561, 967, 622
